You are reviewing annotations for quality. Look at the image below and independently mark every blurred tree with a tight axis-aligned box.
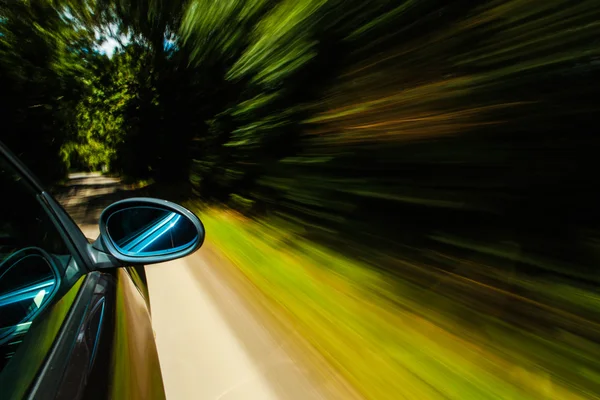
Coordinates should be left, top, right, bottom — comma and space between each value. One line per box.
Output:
0, 0, 96, 183
176, 0, 600, 283
6, 0, 598, 283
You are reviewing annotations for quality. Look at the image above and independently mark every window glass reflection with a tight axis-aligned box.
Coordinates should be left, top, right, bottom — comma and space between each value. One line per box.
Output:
107, 207, 198, 256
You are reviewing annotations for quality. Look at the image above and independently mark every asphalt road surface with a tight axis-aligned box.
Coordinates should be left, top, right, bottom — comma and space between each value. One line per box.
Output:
56, 173, 359, 400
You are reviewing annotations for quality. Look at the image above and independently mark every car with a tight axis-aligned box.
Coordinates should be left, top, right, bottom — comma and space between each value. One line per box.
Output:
0, 141, 205, 400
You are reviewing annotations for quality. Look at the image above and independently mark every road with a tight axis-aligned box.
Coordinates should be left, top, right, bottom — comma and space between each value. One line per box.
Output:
56, 173, 358, 400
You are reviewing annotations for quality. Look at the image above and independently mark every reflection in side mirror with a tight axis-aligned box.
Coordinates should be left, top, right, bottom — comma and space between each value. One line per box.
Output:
98, 198, 205, 265
107, 207, 198, 256
0, 247, 60, 346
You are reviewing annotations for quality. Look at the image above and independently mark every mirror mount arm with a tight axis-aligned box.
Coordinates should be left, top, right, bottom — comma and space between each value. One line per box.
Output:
87, 236, 125, 269
90, 233, 106, 253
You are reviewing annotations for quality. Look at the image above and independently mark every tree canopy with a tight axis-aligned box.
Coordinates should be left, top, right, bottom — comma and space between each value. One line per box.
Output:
2, 0, 600, 271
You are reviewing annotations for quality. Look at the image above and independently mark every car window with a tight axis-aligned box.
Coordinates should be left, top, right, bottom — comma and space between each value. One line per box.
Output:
0, 154, 72, 374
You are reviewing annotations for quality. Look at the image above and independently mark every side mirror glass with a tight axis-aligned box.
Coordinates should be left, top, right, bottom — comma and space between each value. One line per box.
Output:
0, 247, 60, 346
98, 198, 205, 265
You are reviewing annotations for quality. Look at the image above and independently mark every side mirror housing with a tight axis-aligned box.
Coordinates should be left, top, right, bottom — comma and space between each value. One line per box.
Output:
93, 198, 205, 266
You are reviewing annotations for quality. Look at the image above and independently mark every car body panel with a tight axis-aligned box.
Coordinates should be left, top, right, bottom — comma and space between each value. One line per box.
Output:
0, 276, 85, 400
102, 268, 165, 400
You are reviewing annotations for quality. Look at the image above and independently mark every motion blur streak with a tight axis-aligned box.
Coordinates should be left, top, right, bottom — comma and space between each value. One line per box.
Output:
198, 208, 599, 400
2, 0, 600, 399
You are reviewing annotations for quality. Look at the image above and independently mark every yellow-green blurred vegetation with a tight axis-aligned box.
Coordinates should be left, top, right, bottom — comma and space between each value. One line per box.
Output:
199, 208, 600, 400
2, 0, 600, 398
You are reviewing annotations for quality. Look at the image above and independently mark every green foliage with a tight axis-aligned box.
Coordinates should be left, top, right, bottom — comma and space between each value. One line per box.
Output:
68, 44, 154, 172
172, 0, 600, 284
201, 207, 600, 400
58, 0, 600, 288
0, 0, 94, 183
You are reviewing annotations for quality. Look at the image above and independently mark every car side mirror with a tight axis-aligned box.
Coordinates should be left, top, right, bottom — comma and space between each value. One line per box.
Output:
93, 198, 205, 265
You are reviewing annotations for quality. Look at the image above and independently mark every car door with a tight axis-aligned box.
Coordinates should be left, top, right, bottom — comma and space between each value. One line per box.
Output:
0, 147, 166, 400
